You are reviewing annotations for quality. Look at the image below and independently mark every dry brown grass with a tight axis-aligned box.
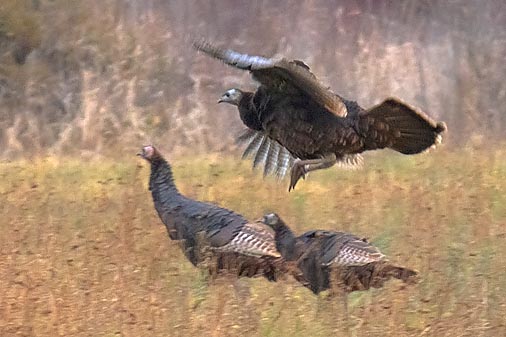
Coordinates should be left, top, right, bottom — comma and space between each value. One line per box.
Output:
1, 147, 506, 336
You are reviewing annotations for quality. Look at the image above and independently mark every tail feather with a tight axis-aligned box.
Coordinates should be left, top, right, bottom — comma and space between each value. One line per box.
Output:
338, 262, 418, 292
362, 98, 447, 154
212, 253, 286, 281
380, 264, 418, 284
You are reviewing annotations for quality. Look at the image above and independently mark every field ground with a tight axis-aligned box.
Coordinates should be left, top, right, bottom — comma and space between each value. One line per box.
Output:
1, 147, 505, 337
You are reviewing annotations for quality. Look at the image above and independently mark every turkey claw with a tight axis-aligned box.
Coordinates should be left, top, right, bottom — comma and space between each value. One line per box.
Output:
288, 164, 306, 191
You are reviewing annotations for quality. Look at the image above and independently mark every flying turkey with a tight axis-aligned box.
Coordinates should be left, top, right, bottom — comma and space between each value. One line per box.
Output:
194, 40, 447, 190
262, 213, 418, 294
138, 145, 285, 280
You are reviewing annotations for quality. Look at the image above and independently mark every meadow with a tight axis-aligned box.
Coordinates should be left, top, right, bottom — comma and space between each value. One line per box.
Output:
1, 146, 505, 337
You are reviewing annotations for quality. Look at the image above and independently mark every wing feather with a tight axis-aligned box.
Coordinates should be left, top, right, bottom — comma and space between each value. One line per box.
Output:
323, 232, 385, 267
193, 39, 348, 118
236, 128, 258, 144
193, 39, 275, 70
336, 154, 364, 170
255, 59, 348, 117
253, 136, 271, 168
263, 140, 280, 176
241, 131, 265, 159
236, 129, 297, 179
276, 146, 295, 178
213, 222, 281, 258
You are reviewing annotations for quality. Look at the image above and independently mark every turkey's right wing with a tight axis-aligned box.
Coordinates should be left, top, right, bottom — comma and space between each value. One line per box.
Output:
236, 129, 296, 179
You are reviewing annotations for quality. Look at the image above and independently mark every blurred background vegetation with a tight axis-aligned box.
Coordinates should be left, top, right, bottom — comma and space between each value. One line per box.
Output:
0, 0, 505, 159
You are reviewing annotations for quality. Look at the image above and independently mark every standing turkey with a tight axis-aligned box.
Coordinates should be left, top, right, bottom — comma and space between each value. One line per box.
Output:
262, 213, 417, 294
194, 40, 447, 190
138, 145, 284, 280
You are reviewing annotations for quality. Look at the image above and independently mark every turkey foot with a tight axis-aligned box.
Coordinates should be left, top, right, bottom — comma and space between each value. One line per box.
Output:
288, 154, 337, 191
289, 161, 307, 191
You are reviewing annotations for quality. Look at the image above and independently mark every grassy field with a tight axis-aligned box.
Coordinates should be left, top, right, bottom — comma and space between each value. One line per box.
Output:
1, 147, 505, 337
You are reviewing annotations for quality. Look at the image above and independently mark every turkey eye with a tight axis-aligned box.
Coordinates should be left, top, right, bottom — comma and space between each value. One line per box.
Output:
225, 93, 230, 97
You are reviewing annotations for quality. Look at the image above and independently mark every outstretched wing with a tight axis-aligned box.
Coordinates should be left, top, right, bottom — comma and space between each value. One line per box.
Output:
236, 129, 296, 179
193, 39, 348, 118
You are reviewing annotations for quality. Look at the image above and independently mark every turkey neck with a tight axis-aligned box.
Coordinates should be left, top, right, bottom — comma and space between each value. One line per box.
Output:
272, 222, 299, 261
149, 157, 179, 196
238, 91, 263, 131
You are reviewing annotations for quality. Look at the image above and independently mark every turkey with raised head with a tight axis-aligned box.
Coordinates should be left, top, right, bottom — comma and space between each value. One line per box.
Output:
138, 145, 284, 280
262, 213, 418, 294
194, 40, 447, 191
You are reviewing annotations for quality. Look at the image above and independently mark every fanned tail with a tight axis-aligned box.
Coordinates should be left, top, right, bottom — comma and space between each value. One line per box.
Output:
361, 98, 447, 154
340, 262, 418, 291
380, 264, 419, 284
208, 253, 287, 281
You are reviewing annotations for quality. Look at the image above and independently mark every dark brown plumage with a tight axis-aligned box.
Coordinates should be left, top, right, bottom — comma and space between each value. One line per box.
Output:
263, 213, 418, 294
138, 145, 284, 280
194, 40, 447, 190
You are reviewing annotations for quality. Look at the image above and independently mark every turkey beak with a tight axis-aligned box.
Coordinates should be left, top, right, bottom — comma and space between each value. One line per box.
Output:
218, 94, 228, 104
136, 151, 143, 157
254, 213, 272, 224
255, 216, 265, 223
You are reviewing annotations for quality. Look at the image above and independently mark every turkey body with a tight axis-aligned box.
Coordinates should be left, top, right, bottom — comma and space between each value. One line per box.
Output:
142, 146, 283, 280
252, 90, 364, 160
264, 213, 417, 294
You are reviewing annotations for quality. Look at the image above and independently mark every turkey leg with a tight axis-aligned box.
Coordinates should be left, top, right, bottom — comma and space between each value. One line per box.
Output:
289, 153, 337, 191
